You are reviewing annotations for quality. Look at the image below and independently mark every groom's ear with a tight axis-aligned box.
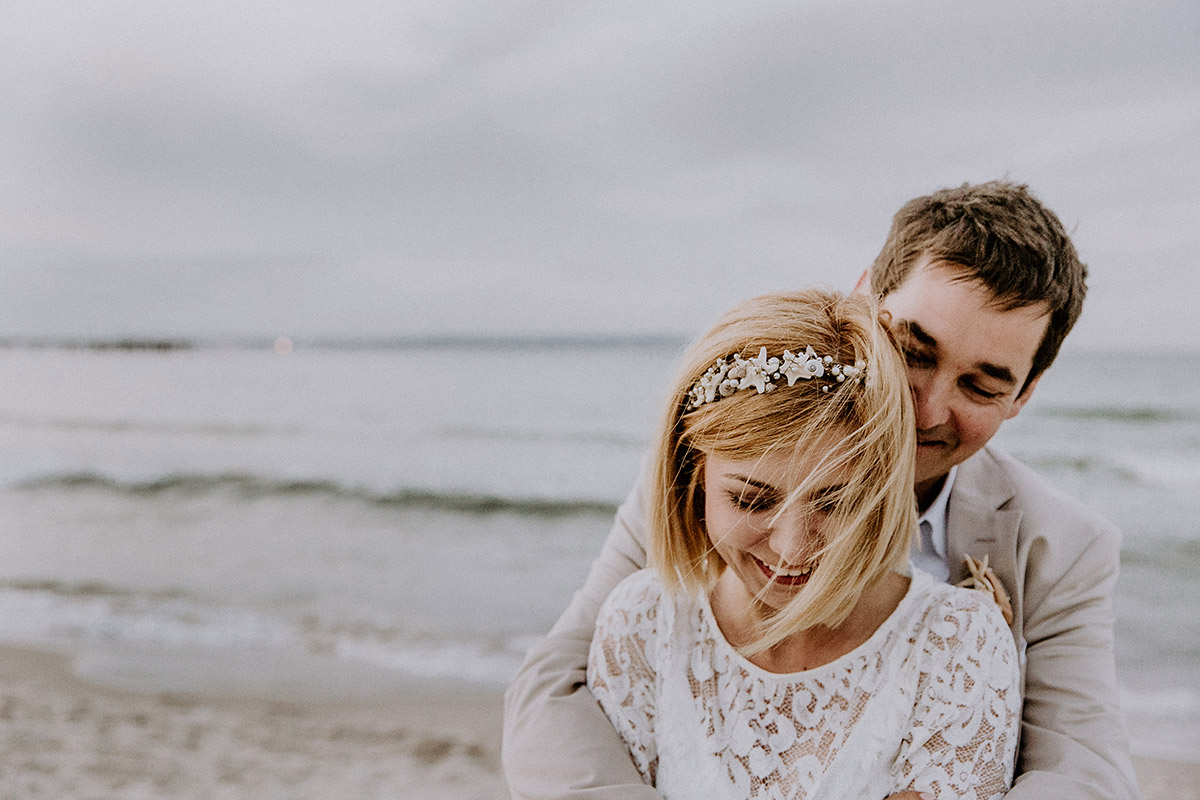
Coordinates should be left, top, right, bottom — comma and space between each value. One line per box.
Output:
1007, 373, 1042, 419
852, 269, 871, 295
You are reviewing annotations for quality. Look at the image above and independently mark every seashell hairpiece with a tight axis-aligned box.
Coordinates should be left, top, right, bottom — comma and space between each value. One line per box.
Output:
685, 346, 865, 411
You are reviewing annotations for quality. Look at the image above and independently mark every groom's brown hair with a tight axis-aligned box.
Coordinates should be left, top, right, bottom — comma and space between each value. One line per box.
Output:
870, 180, 1087, 393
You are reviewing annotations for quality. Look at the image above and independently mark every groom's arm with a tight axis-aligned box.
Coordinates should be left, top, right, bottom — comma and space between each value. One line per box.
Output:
1006, 511, 1139, 800
502, 467, 663, 800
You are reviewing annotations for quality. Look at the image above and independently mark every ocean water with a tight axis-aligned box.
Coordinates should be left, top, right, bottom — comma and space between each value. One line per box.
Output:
0, 342, 1196, 761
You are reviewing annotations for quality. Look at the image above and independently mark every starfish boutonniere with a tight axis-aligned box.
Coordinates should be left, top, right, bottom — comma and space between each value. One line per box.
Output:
956, 555, 1014, 625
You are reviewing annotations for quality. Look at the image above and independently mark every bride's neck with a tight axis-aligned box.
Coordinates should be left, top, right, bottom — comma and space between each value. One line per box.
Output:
710, 570, 910, 674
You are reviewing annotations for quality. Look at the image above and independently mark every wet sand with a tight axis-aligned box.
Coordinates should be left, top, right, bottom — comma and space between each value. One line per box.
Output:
0, 644, 1193, 799
0, 646, 505, 799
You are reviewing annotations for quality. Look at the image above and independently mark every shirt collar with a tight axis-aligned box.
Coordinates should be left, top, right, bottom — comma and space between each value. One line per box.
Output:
917, 465, 958, 561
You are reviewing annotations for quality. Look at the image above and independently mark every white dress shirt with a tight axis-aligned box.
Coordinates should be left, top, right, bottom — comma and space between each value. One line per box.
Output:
910, 466, 957, 582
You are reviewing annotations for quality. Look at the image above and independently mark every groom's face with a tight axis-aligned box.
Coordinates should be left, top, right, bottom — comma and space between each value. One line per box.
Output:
879, 259, 1050, 501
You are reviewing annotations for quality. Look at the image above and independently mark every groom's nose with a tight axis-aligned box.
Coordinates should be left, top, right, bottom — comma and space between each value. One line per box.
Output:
910, 371, 952, 430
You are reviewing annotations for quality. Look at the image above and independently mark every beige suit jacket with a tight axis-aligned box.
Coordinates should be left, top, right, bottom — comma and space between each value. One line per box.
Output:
502, 446, 1140, 799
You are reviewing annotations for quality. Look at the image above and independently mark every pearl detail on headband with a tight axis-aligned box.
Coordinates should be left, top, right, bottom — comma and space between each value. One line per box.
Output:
686, 347, 865, 411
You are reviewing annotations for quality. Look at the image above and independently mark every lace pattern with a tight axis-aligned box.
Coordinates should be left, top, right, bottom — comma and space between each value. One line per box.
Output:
587, 569, 1020, 800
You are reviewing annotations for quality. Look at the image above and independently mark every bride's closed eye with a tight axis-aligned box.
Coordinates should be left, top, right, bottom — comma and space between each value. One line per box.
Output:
727, 486, 843, 515
727, 491, 776, 512
808, 490, 841, 515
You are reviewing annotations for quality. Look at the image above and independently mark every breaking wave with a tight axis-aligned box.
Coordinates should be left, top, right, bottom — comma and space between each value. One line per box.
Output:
13, 472, 618, 518
0, 583, 527, 688
1035, 405, 1197, 424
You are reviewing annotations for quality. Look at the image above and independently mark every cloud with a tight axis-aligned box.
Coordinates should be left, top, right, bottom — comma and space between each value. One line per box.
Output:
0, 0, 1197, 347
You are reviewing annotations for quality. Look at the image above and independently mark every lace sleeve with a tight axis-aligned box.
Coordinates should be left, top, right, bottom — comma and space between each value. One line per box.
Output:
586, 570, 664, 785
896, 590, 1022, 800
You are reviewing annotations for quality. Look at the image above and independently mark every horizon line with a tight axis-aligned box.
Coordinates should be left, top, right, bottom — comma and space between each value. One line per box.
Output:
0, 332, 693, 353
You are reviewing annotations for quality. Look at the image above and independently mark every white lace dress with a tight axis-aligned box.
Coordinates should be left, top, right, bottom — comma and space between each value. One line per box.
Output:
587, 568, 1020, 800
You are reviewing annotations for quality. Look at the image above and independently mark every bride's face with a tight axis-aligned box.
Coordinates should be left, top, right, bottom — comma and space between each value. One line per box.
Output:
701, 440, 850, 611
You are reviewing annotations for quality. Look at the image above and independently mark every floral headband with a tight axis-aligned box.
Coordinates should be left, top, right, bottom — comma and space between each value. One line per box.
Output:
685, 346, 866, 411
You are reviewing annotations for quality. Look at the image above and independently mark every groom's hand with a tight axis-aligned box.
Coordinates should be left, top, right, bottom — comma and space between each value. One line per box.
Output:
884, 793, 933, 800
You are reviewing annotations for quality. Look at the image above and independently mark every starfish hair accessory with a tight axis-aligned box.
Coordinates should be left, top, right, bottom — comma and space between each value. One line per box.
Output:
685, 346, 866, 411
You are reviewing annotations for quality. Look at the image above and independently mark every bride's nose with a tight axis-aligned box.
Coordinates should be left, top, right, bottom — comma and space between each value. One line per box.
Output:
765, 507, 819, 567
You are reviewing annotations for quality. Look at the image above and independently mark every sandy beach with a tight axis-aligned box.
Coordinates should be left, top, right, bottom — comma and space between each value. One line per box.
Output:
0, 644, 1194, 799
0, 645, 506, 799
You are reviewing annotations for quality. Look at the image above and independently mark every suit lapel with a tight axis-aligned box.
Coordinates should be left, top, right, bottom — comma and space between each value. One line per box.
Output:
946, 449, 1025, 641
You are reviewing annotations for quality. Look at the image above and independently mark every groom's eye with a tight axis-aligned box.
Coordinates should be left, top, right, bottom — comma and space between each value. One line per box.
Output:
963, 379, 1006, 400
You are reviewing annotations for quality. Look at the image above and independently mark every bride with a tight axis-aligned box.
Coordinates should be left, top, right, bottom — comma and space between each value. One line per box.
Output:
587, 289, 1019, 799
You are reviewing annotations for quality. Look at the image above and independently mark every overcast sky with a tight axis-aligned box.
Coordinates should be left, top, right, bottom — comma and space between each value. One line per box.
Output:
2, 0, 1197, 350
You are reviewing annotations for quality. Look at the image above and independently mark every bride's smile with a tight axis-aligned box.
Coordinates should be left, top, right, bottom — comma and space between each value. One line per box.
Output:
701, 443, 849, 611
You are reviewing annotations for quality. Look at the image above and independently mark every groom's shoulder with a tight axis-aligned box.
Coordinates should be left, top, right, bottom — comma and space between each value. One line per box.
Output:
961, 446, 1119, 543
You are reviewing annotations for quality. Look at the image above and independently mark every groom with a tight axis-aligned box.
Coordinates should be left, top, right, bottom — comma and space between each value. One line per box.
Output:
504, 181, 1139, 800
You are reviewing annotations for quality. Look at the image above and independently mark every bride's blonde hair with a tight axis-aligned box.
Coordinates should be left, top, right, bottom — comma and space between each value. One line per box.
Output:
648, 289, 915, 654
